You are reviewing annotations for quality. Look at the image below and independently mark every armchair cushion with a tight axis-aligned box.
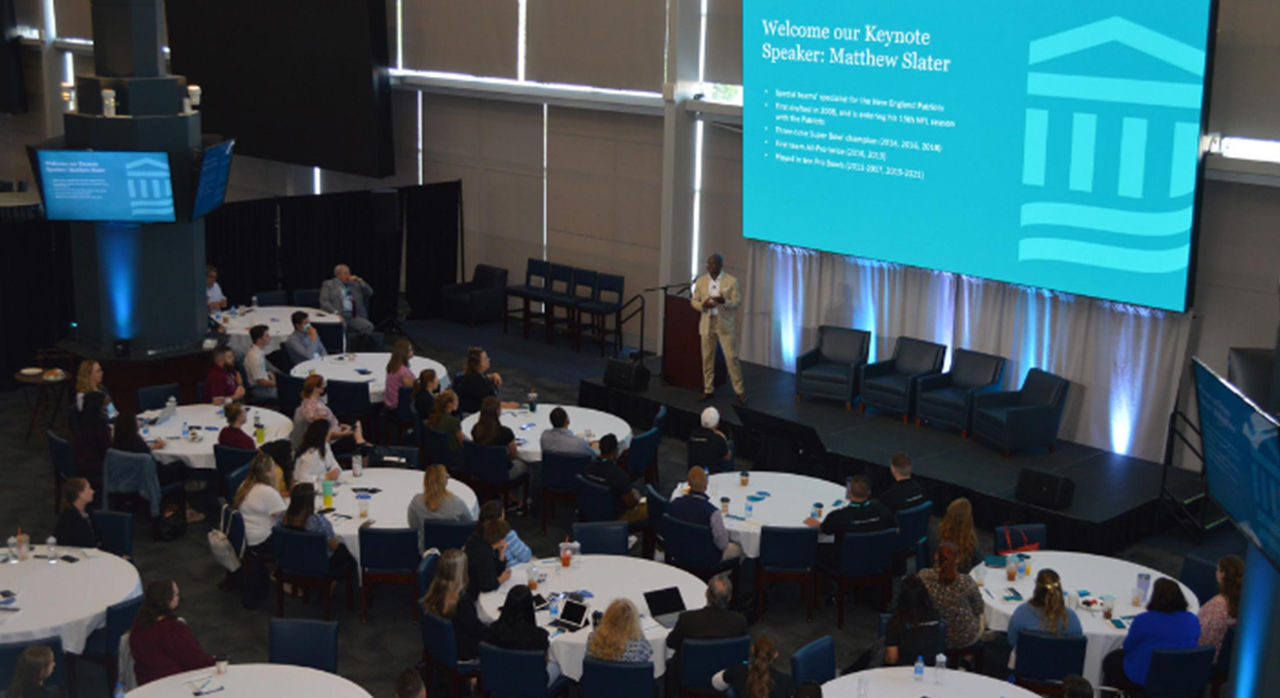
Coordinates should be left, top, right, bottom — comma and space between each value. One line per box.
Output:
918, 386, 967, 409
800, 363, 853, 383
950, 349, 1005, 389
797, 326, 870, 404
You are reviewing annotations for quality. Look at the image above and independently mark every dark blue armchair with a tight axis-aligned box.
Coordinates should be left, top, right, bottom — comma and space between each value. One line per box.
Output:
972, 368, 1070, 455
442, 264, 509, 325
915, 348, 1006, 435
796, 326, 871, 410
859, 337, 946, 420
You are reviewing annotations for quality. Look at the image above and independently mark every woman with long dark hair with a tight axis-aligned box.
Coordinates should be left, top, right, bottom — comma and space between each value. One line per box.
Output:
884, 574, 943, 666
71, 391, 111, 480
470, 397, 526, 481
4, 645, 55, 698
421, 549, 486, 662
918, 542, 984, 650
295, 419, 343, 484
53, 477, 100, 549
1103, 578, 1201, 692
1199, 555, 1244, 662
413, 369, 441, 420
128, 580, 216, 686
483, 585, 561, 681
712, 635, 793, 698
281, 482, 355, 570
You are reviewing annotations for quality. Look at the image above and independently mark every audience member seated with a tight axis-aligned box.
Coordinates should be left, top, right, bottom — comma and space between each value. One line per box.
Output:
385, 340, 416, 410
205, 347, 245, 404
879, 452, 926, 511
394, 667, 426, 698
234, 454, 287, 555
455, 346, 519, 414
479, 499, 532, 565
1062, 675, 1094, 698
1198, 555, 1243, 663
584, 434, 646, 524
485, 585, 561, 683
805, 474, 896, 568
218, 402, 258, 451
935, 498, 981, 573
587, 598, 653, 664
1007, 569, 1083, 660
850, 574, 940, 671
408, 465, 476, 552
471, 396, 529, 480
669, 466, 743, 561
665, 575, 747, 694
427, 390, 464, 452
113, 409, 197, 521
295, 420, 345, 484
540, 407, 598, 457
1103, 578, 1201, 693
74, 359, 116, 419
4, 644, 56, 698
281, 482, 356, 570
284, 310, 327, 365
712, 635, 793, 698
464, 513, 512, 593
919, 543, 984, 650
413, 369, 441, 420
688, 407, 733, 473
298, 375, 362, 446
71, 391, 111, 481
54, 477, 100, 549
205, 265, 228, 311
320, 263, 375, 337
129, 579, 216, 686
420, 549, 486, 663
244, 324, 278, 402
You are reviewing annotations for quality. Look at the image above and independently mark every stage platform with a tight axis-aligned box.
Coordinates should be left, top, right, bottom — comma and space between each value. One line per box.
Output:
580, 358, 1202, 555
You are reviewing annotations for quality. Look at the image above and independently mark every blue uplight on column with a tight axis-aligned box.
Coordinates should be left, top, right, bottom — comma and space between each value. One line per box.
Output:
95, 223, 142, 340
1230, 547, 1279, 696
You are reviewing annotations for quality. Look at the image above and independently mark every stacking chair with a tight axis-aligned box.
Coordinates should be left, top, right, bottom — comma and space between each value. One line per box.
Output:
421, 613, 480, 698
416, 550, 441, 601
893, 501, 933, 573
421, 520, 476, 554
253, 289, 288, 306
136, 383, 179, 411
377, 444, 421, 471
661, 514, 737, 581
575, 474, 615, 523
578, 273, 626, 357
325, 379, 372, 425
463, 441, 528, 508
582, 657, 655, 698
273, 527, 355, 620
541, 452, 591, 532
573, 521, 630, 555
1143, 645, 1216, 698
386, 386, 418, 444
505, 258, 551, 338
293, 288, 321, 308
213, 444, 257, 497
75, 595, 143, 691
89, 511, 134, 558
1179, 554, 1220, 605
225, 465, 251, 501
623, 426, 660, 486
994, 523, 1048, 555
1211, 627, 1235, 698
915, 348, 1006, 435
643, 484, 669, 559
817, 529, 897, 627
0, 635, 66, 690
47, 429, 77, 514
269, 618, 339, 672
563, 268, 597, 351
542, 263, 577, 344
1012, 630, 1087, 695
102, 448, 182, 517
478, 642, 571, 698
679, 636, 750, 698
877, 613, 947, 660
755, 526, 819, 620
421, 428, 460, 474
278, 374, 305, 418
358, 527, 421, 623
652, 405, 668, 434
859, 337, 946, 420
790, 635, 836, 686
314, 321, 346, 354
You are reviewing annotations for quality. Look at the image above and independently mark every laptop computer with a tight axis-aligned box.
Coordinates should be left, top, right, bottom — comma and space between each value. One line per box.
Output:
643, 586, 687, 629
549, 599, 590, 632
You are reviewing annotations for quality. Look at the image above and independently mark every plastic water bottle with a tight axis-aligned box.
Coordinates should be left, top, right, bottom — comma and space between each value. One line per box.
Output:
251, 295, 258, 307
254, 414, 265, 445
352, 453, 363, 477
113, 682, 126, 698
935, 652, 947, 683
527, 387, 538, 413
164, 395, 178, 422
745, 502, 754, 519
913, 656, 924, 681
5, 536, 16, 563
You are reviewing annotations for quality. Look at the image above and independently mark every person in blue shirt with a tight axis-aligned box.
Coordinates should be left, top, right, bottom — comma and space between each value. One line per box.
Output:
1006, 569, 1084, 662
1103, 577, 1201, 692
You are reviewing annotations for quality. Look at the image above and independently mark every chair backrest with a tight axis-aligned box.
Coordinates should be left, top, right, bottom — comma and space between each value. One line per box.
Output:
359, 527, 420, 573
838, 529, 898, 576
1143, 645, 1216, 698
102, 449, 162, 514
273, 527, 332, 577
104, 594, 145, 658
1019, 368, 1069, 408
473, 264, 508, 289
994, 524, 1048, 555
877, 613, 947, 656
89, 511, 134, 558
478, 642, 551, 698
661, 514, 722, 571
573, 521, 629, 555
378, 444, 421, 471
325, 379, 371, 417
1215, 626, 1235, 674
422, 613, 460, 668
758, 526, 818, 571
571, 268, 598, 301
136, 383, 179, 411
227, 509, 246, 554
895, 501, 933, 550
543, 452, 592, 492
1178, 554, 1220, 606
314, 321, 346, 354
422, 428, 458, 468
547, 263, 574, 295
416, 550, 441, 598
680, 636, 750, 689
576, 473, 615, 523
293, 288, 321, 308
522, 258, 549, 288
949, 349, 1006, 390
1013, 630, 1087, 683
278, 373, 305, 417
0, 635, 66, 688
396, 386, 417, 422
421, 520, 476, 553
790, 635, 836, 686
891, 337, 947, 376
818, 326, 871, 365
652, 405, 668, 434
624, 427, 660, 480
581, 657, 654, 698
644, 484, 669, 530
213, 444, 257, 485
462, 441, 512, 485
269, 618, 338, 673
255, 289, 289, 306
596, 273, 625, 305
226, 464, 251, 500
47, 430, 75, 478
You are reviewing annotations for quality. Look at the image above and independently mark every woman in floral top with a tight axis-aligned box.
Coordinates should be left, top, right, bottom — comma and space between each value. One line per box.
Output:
918, 542, 984, 649
281, 482, 355, 571
1198, 555, 1243, 662
586, 599, 653, 663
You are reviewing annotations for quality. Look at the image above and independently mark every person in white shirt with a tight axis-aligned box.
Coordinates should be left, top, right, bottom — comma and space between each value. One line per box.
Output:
244, 324, 278, 403
294, 419, 343, 483
206, 265, 228, 311
233, 453, 287, 553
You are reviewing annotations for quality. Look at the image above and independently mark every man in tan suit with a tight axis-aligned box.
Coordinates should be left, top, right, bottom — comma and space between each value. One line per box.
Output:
691, 253, 746, 404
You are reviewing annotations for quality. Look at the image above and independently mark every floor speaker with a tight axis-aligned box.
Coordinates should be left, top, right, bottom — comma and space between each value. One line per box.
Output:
604, 359, 650, 391
1015, 468, 1075, 510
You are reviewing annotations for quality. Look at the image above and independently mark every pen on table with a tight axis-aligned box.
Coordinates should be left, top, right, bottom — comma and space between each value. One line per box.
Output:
983, 588, 995, 600
199, 678, 211, 692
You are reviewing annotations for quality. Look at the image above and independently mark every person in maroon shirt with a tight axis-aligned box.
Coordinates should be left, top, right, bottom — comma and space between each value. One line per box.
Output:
205, 347, 245, 404
129, 579, 215, 686
217, 402, 258, 451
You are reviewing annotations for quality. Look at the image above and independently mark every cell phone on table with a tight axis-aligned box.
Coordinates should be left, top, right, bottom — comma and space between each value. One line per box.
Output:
318, 507, 335, 514
0, 590, 14, 598
532, 594, 548, 610
60, 555, 79, 563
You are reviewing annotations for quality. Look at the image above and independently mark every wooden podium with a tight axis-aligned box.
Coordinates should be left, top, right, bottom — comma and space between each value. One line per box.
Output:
662, 292, 724, 390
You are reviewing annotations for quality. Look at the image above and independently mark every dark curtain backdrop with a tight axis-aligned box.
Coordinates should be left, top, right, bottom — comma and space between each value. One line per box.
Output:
0, 221, 73, 387
204, 198, 280, 305
403, 180, 461, 318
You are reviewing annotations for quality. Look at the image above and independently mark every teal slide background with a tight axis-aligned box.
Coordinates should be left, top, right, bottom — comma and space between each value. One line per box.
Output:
743, 1, 1214, 311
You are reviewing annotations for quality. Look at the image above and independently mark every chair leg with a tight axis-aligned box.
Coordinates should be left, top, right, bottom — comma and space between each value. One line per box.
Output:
914, 417, 922, 426
858, 404, 866, 413
361, 582, 370, 623
323, 584, 333, 621
276, 577, 285, 617
541, 496, 549, 533
755, 575, 765, 619
347, 568, 356, 609
836, 577, 846, 628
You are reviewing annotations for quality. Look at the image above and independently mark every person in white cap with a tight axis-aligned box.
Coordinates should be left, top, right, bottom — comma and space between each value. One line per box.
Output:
688, 406, 734, 473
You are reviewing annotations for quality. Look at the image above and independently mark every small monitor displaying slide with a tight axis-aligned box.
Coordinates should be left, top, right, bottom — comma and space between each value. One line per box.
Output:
192, 139, 235, 219
743, 1, 1216, 311
35, 150, 176, 222
1193, 358, 1280, 571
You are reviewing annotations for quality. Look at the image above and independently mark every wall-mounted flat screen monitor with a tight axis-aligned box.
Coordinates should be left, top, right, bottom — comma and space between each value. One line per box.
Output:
35, 149, 176, 222
191, 139, 234, 219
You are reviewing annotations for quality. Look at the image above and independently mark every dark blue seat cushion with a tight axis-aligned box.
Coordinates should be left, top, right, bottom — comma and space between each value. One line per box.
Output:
918, 386, 967, 408
801, 363, 853, 382
865, 373, 910, 394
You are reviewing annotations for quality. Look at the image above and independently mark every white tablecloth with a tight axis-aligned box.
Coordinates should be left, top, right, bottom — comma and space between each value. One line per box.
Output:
140, 404, 292, 471
216, 305, 342, 358
0, 547, 141, 654
823, 666, 1042, 697
291, 353, 451, 404
127, 663, 372, 698
476, 555, 705, 680
975, 551, 1201, 687
325, 468, 478, 566
461, 405, 631, 462
669, 472, 845, 558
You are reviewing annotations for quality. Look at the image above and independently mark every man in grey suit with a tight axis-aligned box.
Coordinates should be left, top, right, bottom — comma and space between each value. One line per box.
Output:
320, 264, 375, 338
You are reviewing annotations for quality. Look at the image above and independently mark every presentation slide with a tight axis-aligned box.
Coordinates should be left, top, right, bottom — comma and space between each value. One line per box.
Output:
192, 139, 235, 219
1193, 360, 1280, 571
743, 1, 1215, 311
36, 150, 175, 223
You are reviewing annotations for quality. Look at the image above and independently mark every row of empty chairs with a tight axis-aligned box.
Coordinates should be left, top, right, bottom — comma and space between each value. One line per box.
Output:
504, 258, 631, 355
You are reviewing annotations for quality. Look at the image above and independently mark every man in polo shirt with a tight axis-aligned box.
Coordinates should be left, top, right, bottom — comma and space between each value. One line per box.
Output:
879, 452, 926, 511
805, 474, 896, 568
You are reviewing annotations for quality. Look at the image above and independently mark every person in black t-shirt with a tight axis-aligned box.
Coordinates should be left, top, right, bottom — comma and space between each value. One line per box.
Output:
687, 407, 734, 473
456, 347, 520, 414
805, 474, 896, 568
879, 452, 926, 511
582, 434, 646, 523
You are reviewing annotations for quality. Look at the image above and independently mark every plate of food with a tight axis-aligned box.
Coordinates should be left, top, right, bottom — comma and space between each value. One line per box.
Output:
19, 367, 41, 376
42, 368, 66, 381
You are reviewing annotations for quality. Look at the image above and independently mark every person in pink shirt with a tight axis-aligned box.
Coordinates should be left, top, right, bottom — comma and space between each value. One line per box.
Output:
384, 340, 416, 410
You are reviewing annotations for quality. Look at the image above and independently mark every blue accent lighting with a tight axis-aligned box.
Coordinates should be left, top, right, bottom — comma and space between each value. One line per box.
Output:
96, 223, 142, 340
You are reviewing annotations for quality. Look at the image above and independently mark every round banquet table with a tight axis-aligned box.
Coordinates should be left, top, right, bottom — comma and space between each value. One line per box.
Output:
324, 467, 478, 566
291, 353, 451, 403
461, 405, 631, 462
823, 666, 1042, 697
216, 305, 343, 358
0, 547, 141, 654
127, 663, 372, 698
669, 472, 845, 558
975, 551, 1200, 687
140, 404, 292, 471
476, 555, 705, 680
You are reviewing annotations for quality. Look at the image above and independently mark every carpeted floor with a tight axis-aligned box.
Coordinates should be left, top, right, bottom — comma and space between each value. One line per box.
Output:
0, 317, 1244, 697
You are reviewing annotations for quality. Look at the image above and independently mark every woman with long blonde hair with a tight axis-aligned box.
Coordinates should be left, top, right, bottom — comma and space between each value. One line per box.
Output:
586, 599, 652, 663
407, 465, 474, 552
936, 497, 980, 572
712, 635, 794, 698
233, 452, 286, 553
421, 549, 485, 661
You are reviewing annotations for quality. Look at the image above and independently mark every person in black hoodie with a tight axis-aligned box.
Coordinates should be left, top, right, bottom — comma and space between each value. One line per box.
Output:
420, 549, 486, 662
71, 391, 111, 481
483, 585, 562, 683
53, 477, 100, 549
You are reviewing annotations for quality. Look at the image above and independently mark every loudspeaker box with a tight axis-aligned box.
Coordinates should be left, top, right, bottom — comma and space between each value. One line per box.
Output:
1015, 468, 1075, 510
604, 359, 650, 391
